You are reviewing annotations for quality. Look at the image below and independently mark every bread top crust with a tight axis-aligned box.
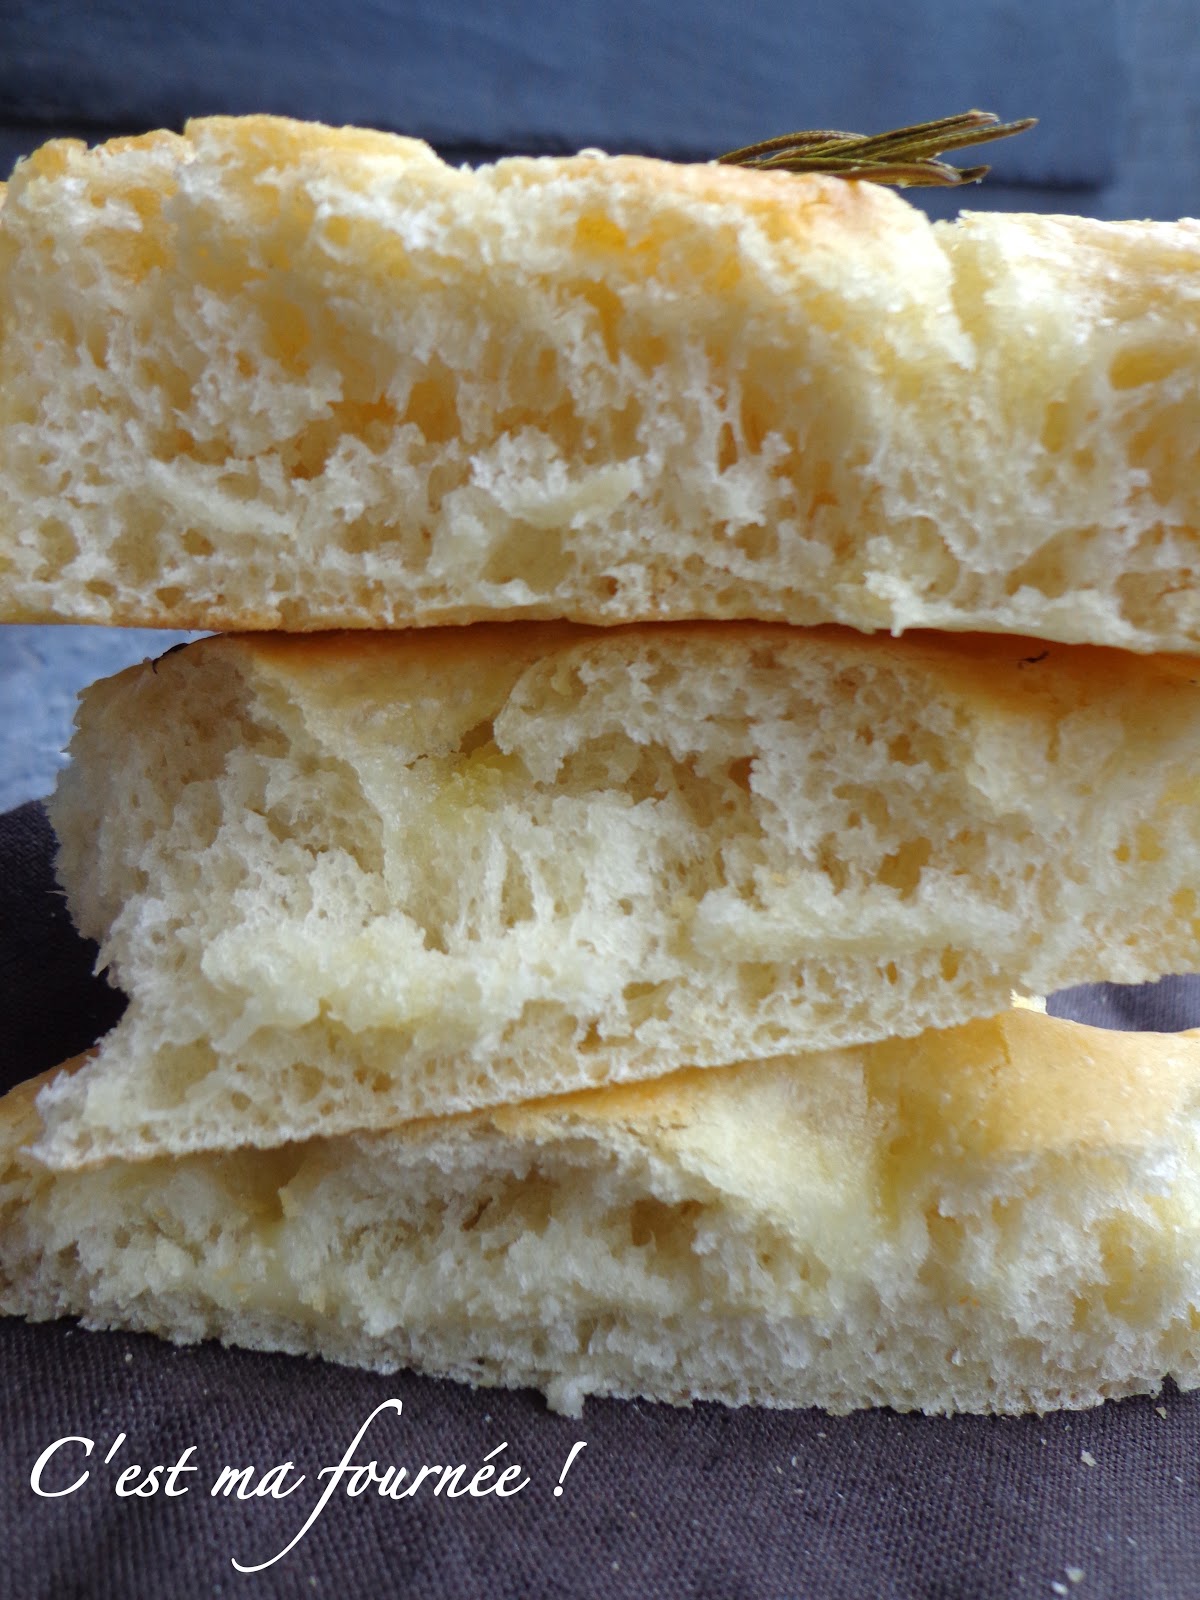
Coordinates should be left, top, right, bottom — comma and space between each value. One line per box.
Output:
140, 620, 1200, 722
10, 1011, 1200, 1182
14, 112, 1197, 262
6, 112, 924, 250
508, 1008, 1200, 1162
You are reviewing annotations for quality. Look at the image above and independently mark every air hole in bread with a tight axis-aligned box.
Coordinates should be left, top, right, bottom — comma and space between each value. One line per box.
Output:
35, 516, 78, 578
878, 838, 933, 898
732, 523, 777, 563
738, 962, 786, 1003
181, 529, 214, 558
572, 279, 623, 364
621, 982, 671, 1028
404, 359, 458, 446
1110, 344, 1186, 391
1041, 402, 1068, 454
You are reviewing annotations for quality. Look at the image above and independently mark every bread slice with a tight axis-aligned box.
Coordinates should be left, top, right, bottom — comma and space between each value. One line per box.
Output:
3, 115, 1200, 647
39, 622, 1200, 1165
7, 1008, 1200, 1415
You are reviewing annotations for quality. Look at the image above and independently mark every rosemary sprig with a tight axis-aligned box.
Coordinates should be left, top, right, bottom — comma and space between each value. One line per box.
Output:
718, 110, 1036, 188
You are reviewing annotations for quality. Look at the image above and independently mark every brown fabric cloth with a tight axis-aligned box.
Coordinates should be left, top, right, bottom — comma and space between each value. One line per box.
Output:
3, 798, 1200, 1600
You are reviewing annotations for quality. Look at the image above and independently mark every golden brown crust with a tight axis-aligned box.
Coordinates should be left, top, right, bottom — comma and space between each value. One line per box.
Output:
13, 112, 890, 239
173, 113, 907, 233
489, 1009, 1200, 1155
20, 1012, 1200, 1167
204, 620, 1200, 714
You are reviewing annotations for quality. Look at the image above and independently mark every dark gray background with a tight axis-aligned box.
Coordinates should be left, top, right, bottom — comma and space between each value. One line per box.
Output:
0, 0, 1123, 196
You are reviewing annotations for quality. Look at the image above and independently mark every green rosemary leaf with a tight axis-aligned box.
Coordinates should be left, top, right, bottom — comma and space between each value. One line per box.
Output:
718, 110, 1037, 188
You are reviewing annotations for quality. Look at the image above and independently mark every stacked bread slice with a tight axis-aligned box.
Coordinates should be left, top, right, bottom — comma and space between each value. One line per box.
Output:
4, 115, 1200, 1414
10, 1008, 1200, 1418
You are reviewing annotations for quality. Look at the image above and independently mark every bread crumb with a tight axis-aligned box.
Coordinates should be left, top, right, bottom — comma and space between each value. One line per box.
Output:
1156, 1405, 1168, 1419
1067, 1569, 1084, 1585
1052, 1584, 1068, 1596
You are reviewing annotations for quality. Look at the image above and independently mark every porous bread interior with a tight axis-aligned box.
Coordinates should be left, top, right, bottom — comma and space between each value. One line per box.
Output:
8, 1011, 1200, 1416
3, 116, 1200, 647
40, 622, 1200, 1165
